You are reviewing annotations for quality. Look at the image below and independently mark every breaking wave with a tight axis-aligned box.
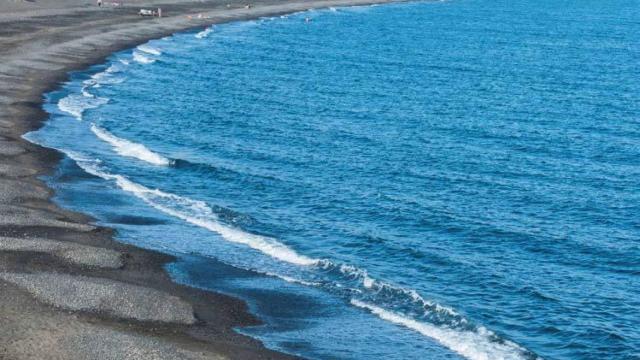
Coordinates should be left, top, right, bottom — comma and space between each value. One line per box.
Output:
90, 124, 172, 166
133, 51, 156, 64
64, 148, 538, 360
351, 300, 535, 360
195, 26, 213, 39
57, 93, 108, 120
66, 151, 316, 266
136, 44, 162, 56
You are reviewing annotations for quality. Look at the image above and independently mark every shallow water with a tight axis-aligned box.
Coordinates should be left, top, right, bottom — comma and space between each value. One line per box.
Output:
28, 0, 640, 359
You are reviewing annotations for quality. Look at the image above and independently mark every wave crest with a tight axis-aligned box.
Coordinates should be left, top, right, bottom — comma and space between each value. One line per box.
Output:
62, 149, 539, 360
136, 44, 162, 56
351, 300, 535, 360
90, 124, 172, 166
133, 51, 156, 64
58, 94, 109, 120
195, 27, 213, 39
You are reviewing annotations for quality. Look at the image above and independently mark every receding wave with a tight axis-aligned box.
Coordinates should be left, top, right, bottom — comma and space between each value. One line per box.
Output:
351, 300, 535, 360
58, 94, 109, 120
136, 44, 162, 56
83, 67, 125, 87
90, 124, 172, 166
195, 27, 213, 39
132, 51, 156, 64
66, 151, 316, 266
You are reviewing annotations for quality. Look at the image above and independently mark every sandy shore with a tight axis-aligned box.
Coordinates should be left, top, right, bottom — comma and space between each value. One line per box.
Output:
0, 0, 393, 358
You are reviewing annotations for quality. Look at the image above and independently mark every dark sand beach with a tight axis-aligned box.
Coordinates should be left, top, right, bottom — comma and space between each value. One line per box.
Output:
0, 0, 391, 358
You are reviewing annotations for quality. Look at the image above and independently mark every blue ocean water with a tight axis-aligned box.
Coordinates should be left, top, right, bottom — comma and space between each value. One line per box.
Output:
26, 0, 640, 359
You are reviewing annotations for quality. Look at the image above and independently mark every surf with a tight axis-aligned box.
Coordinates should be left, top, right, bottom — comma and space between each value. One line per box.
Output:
57, 93, 108, 120
351, 300, 535, 360
90, 124, 172, 166
195, 26, 213, 39
64, 148, 538, 360
136, 44, 162, 56
132, 51, 156, 64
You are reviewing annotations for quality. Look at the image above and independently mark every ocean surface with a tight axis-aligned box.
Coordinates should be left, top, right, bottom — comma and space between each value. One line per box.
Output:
27, 0, 639, 359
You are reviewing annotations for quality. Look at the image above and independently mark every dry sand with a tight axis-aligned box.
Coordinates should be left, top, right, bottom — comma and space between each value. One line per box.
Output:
0, 0, 394, 358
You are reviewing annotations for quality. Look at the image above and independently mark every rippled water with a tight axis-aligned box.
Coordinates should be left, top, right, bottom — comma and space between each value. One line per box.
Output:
27, 0, 640, 359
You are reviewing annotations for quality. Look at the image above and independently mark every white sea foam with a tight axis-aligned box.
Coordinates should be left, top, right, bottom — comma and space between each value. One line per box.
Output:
263, 271, 322, 286
133, 51, 155, 64
317, 258, 462, 319
66, 152, 317, 266
82, 64, 126, 89
58, 94, 108, 120
88, 71, 124, 86
351, 300, 533, 360
90, 124, 172, 166
61, 150, 538, 360
66, 147, 533, 360
195, 27, 213, 39
106, 64, 121, 73
162, 205, 319, 266
136, 44, 162, 56
81, 87, 93, 98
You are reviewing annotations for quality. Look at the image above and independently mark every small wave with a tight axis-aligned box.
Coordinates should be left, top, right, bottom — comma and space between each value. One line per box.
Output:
82, 63, 126, 89
62, 152, 537, 360
136, 44, 162, 56
90, 124, 172, 166
58, 94, 108, 120
67, 152, 316, 266
263, 271, 322, 287
81, 87, 93, 98
195, 27, 213, 39
133, 51, 156, 64
351, 300, 535, 360
317, 259, 462, 321
105, 63, 122, 73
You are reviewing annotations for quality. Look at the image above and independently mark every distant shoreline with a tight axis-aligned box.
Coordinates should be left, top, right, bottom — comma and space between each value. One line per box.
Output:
0, 0, 395, 358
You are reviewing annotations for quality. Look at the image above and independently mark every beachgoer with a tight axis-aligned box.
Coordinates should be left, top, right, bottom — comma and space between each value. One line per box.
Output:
97, 0, 102, 7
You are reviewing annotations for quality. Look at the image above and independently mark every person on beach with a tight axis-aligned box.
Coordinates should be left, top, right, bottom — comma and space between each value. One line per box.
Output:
97, 0, 102, 6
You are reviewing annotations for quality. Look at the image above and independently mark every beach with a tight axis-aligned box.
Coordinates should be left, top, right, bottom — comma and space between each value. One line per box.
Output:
0, 0, 391, 359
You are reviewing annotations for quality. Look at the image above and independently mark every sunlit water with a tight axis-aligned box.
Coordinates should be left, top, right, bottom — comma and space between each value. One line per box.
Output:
27, 0, 639, 359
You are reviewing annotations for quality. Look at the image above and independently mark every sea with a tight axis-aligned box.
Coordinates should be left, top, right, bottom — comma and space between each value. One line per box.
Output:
25, 0, 640, 359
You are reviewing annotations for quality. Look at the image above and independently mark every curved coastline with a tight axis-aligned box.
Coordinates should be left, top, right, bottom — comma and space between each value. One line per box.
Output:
0, 0, 395, 358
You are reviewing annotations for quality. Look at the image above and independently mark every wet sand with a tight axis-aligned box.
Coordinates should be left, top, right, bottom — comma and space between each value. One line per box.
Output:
0, 0, 392, 358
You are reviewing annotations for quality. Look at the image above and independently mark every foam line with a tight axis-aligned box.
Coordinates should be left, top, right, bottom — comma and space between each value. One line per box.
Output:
58, 94, 108, 120
133, 51, 155, 64
351, 300, 535, 360
62, 148, 537, 360
136, 44, 162, 56
67, 152, 316, 266
90, 124, 172, 166
195, 27, 213, 39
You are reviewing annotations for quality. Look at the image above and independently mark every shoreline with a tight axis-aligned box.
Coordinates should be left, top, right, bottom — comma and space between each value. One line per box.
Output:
0, 0, 394, 358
